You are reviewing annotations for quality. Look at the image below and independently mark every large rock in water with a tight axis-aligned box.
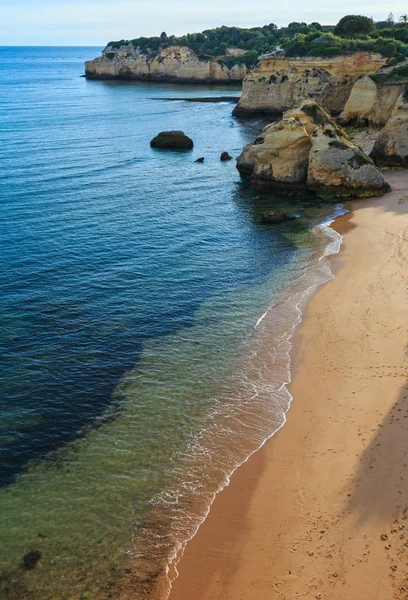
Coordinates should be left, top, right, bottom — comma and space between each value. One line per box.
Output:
150, 131, 193, 149
370, 93, 408, 167
235, 115, 312, 194
307, 125, 390, 198
236, 99, 389, 199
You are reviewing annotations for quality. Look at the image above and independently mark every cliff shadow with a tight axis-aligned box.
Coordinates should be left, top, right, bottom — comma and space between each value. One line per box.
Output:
167, 441, 269, 600
343, 345, 408, 527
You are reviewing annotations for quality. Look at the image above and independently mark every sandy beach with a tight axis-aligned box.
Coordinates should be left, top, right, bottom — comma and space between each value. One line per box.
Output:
169, 170, 408, 600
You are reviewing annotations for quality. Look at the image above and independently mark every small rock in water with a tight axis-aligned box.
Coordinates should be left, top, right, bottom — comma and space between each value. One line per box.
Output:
261, 210, 296, 224
195, 157, 205, 163
220, 151, 233, 161
22, 550, 42, 570
150, 130, 193, 149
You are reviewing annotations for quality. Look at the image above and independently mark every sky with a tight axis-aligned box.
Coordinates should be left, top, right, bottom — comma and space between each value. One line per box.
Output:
1, 0, 407, 46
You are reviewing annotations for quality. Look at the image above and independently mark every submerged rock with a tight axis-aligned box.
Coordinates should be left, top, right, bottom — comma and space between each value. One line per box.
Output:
370, 93, 408, 167
195, 157, 205, 163
22, 550, 42, 570
220, 151, 233, 161
150, 131, 193, 149
236, 99, 389, 199
262, 210, 296, 223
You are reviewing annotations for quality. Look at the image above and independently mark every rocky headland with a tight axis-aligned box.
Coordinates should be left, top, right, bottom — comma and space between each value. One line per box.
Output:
87, 28, 408, 199
233, 53, 387, 117
236, 100, 390, 198
370, 91, 408, 166
234, 57, 408, 195
85, 45, 248, 83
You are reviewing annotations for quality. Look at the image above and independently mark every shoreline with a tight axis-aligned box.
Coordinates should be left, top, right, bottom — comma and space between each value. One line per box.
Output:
167, 171, 408, 600
117, 205, 344, 600
149, 96, 240, 103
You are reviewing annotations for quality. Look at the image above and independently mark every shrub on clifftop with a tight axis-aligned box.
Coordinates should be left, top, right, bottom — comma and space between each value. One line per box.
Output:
334, 15, 374, 37
282, 29, 408, 58
103, 17, 408, 66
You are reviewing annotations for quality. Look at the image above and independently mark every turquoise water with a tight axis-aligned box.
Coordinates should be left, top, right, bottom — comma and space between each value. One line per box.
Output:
0, 47, 343, 599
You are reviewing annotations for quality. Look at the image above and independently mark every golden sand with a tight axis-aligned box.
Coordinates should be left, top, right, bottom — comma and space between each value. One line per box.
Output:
169, 171, 408, 600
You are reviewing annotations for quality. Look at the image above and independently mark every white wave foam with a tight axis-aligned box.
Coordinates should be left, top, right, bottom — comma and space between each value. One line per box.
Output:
132, 206, 348, 600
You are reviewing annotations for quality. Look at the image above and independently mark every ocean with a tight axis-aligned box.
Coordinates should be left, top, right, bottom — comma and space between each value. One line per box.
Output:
0, 46, 344, 599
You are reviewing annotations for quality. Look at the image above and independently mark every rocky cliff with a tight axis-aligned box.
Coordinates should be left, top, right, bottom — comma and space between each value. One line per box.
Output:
233, 53, 387, 117
85, 44, 248, 83
370, 92, 408, 167
236, 100, 389, 198
339, 75, 404, 127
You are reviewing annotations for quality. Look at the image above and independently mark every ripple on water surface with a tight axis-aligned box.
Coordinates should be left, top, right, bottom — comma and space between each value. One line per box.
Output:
0, 46, 344, 599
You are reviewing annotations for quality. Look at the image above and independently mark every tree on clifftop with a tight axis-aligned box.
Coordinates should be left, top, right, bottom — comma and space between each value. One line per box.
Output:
310, 22, 323, 31
334, 15, 374, 37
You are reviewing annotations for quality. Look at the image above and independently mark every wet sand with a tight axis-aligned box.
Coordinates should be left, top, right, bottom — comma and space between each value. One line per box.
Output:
169, 171, 408, 600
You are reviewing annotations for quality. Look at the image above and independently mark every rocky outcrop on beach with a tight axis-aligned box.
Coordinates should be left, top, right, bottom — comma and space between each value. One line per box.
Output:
339, 75, 404, 127
236, 100, 390, 198
233, 53, 387, 118
307, 125, 390, 198
150, 131, 194, 149
85, 44, 248, 82
235, 112, 313, 194
370, 93, 408, 167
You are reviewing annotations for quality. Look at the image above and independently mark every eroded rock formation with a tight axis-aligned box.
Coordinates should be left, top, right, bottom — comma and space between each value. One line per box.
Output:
339, 75, 404, 127
233, 53, 387, 118
370, 93, 408, 167
307, 125, 389, 198
85, 45, 247, 83
236, 100, 390, 199
235, 115, 312, 194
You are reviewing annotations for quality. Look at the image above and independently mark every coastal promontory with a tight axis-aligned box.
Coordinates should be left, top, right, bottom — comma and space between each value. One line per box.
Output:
85, 44, 248, 83
233, 53, 387, 117
236, 100, 390, 198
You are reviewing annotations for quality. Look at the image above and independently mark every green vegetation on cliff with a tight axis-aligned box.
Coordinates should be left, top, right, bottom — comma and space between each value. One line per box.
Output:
283, 30, 408, 58
370, 64, 408, 84
105, 16, 408, 67
283, 15, 408, 59
107, 24, 284, 68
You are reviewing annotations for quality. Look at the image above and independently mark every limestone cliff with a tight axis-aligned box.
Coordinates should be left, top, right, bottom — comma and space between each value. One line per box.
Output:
370, 93, 408, 167
236, 100, 389, 198
235, 116, 312, 193
233, 53, 387, 117
85, 44, 248, 83
339, 75, 404, 127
